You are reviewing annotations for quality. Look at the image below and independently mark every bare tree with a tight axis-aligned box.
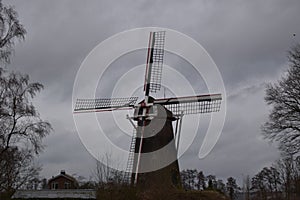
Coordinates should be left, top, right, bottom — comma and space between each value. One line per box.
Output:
274, 154, 300, 200
0, 2, 49, 198
0, 70, 52, 156
226, 177, 239, 200
0, 147, 41, 196
93, 153, 125, 189
251, 172, 266, 200
0, 0, 26, 65
243, 175, 251, 200
0, 1, 49, 158
262, 44, 300, 154
0, 70, 51, 196
93, 159, 111, 188
251, 167, 282, 200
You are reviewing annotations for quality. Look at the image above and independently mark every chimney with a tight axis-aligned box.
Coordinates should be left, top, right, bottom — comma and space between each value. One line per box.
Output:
60, 170, 66, 175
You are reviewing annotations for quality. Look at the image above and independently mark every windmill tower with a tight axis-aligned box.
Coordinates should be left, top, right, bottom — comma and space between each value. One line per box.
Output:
74, 31, 222, 189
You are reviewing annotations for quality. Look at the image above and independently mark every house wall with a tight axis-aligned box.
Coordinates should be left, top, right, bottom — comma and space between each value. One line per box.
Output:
48, 176, 77, 189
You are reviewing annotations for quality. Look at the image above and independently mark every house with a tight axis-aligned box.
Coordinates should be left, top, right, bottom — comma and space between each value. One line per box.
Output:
48, 170, 79, 190
12, 170, 96, 199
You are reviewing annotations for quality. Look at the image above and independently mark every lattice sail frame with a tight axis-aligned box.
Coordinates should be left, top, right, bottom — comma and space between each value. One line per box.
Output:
144, 31, 166, 94
153, 94, 222, 115
74, 97, 138, 112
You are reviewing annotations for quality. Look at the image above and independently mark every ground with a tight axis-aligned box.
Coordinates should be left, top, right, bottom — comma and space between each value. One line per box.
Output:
97, 187, 229, 200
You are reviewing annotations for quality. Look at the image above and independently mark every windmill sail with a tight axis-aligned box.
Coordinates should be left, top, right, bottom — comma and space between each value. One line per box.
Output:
144, 31, 166, 95
74, 97, 138, 112
153, 94, 222, 115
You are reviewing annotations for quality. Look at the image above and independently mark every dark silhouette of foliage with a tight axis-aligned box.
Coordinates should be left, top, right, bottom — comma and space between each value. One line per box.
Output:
216, 179, 226, 194
196, 171, 206, 190
206, 175, 217, 190
226, 177, 239, 200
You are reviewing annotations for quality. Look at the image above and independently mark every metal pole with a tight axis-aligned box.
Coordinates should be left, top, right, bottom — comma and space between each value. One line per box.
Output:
174, 116, 179, 148
134, 117, 146, 185
176, 112, 184, 152
126, 114, 137, 130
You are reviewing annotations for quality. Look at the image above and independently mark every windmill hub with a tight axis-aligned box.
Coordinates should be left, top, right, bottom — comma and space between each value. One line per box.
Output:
133, 104, 157, 121
133, 97, 156, 120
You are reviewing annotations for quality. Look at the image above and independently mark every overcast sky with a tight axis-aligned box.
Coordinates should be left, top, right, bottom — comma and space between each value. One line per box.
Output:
4, 0, 300, 185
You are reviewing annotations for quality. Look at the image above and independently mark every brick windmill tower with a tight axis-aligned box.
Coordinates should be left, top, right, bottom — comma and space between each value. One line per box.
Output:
74, 31, 222, 189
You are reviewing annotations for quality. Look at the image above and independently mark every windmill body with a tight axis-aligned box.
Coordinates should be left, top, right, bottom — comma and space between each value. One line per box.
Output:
74, 31, 222, 189
130, 97, 181, 189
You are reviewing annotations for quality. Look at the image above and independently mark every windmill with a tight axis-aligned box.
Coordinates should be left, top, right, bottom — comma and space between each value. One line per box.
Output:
74, 31, 222, 189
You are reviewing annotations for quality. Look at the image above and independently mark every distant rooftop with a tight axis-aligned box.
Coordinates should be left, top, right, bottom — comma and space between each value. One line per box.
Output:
48, 170, 77, 183
12, 189, 96, 199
